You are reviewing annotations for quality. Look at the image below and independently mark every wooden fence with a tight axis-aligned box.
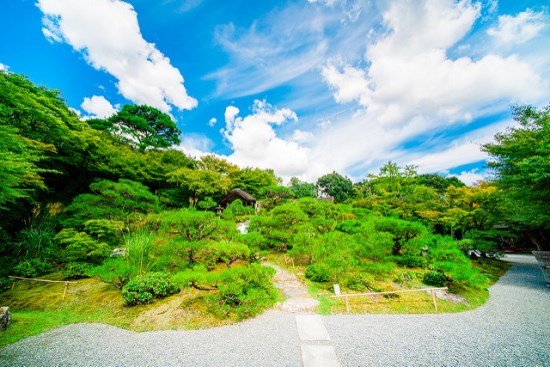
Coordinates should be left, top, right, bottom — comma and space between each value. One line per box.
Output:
331, 287, 448, 313
9, 276, 78, 300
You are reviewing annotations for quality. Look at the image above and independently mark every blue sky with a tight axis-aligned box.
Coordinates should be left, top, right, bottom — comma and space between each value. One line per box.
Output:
1, 0, 548, 184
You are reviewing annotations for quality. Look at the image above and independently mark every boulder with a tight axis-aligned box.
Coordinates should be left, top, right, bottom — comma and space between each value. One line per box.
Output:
0, 306, 12, 331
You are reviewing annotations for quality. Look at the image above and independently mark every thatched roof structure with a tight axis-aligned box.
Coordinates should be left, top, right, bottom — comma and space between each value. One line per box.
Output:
219, 188, 257, 208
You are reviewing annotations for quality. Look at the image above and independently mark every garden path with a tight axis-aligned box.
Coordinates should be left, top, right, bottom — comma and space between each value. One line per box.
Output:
263, 262, 320, 313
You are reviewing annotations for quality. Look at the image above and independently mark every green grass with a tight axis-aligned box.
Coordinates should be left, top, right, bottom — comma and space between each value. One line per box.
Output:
0, 273, 239, 347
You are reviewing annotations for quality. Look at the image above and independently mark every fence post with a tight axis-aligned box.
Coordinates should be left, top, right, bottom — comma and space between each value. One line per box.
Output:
62, 282, 69, 300
345, 295, 349, 313
11, 279, 16, 290
431, 290, 438, 311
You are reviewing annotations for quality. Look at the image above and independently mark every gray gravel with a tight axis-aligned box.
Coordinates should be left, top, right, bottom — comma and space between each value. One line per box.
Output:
1, 254, 549, 367
324, 254, 550, 367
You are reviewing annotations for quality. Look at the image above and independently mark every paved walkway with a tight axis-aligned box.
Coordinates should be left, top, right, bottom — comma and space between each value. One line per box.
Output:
1, 255, 549, 367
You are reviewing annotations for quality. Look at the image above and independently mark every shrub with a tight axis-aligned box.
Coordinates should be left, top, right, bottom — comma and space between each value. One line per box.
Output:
122, 272, 178, 305
394, 270, 415, 286
364, 261, 396, 275
305, 264, 330, 282
13, 258, 52, 278
422, 271, 447, 287
88, 258, 135, 289
55, 228, 111, 264
64, 262, 91, 279
346, 273, 377, 292
396, 255, 427, 269
0, 277, 11, 293
212, 264, 277, 319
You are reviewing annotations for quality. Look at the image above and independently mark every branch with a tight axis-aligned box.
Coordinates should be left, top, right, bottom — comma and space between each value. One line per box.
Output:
188, 280, 218, 291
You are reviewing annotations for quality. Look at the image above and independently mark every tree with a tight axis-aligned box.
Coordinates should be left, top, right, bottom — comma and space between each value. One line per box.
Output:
316, 172, 353, 203
107, 105, 182, 152
0, 125, 50, 208
229, 168, 279, 198
374, 217, 427, 255
483, 104, 550, 250
288, 177, 316, 198
167, 168, 231, 206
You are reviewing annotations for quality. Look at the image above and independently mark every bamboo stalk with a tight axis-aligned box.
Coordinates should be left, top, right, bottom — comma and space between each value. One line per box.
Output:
345, 295, 349, 313
62, 282, 69, 300
8, 276, 78, 284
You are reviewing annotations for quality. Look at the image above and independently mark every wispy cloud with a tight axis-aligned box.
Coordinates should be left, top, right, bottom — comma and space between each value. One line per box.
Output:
488, 9, 547, 45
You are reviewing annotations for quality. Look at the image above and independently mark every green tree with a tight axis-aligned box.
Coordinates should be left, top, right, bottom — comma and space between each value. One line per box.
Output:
229, 168, 279, 198
374, 217, 427, 255
483, 104, 550, 250
107, 105, 182, 152
167, 168, 231, 206
316, 172, 353, 203
288, 177, 317, 198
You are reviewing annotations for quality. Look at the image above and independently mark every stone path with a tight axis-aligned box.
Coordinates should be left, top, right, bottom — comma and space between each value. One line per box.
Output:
264, 262, 320, 313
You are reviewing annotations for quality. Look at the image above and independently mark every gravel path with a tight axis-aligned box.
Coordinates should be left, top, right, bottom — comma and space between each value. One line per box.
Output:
324, 254, 550, 367
1, 254, 549, 367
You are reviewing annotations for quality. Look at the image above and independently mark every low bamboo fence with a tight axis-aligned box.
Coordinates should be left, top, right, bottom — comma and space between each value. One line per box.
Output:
9, 276, 78, 300
330, 287, 448, 313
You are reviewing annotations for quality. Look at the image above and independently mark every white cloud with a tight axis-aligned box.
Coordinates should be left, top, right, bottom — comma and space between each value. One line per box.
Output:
208, 117, 217, 127
0, 63, 8, 72
81, 95, 117, 119
37, 0, 197, 114
224, 106, 240, 130
222, 100, 326, 180
291, 129, 314, 143
448, 169, 486, 187
488, 10, 546, 44
175, 134, 214, 159
312, 0, 547, 180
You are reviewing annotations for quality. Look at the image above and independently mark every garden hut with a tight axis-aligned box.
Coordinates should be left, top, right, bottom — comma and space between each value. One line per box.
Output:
218, 188, 257, 210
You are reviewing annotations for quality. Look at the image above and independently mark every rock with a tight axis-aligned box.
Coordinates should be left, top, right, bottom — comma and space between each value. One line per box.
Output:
0, 306, 12, 331
110, 248, 127, 257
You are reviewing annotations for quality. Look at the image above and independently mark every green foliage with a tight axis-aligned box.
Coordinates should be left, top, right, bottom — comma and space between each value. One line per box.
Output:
107, 105, 182, 152
160, 209, 233, 242
229, 168, 279, 198
346, 272, 377, 292
0, 277, 11, 293
63, 179, 159, 228
316, 171, 353, 203
13, 258, 52, 278
211, 264, 277, 319
374, 217, 427, 255
88, 258, 136, 289
209, 242, 250, 268
483, 104, 550, 249
121, 272, 178, 305
126, 232, 156, 275
167, 168, 231, 206
260, 185, 294, 209
15, 211, 58, 258
288, 177, 317, 198
305, 264, 331, 282
422, 271, 447, 287
64, 262, 91, 279
83, 219, 125, 246
55, 228, 111, 264
395, 255, 427, 269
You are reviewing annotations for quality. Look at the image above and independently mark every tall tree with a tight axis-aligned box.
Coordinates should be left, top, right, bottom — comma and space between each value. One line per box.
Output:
107, 105, 182, 152
483, 104, 550, 250
316, 172, 353, 203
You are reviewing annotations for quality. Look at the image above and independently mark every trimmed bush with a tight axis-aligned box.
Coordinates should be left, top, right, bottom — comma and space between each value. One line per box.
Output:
422, 271, 447, 287
396, 255, 427, 269
13, 259, 52, 278
346, 273, 377, 292
122, 272, 178, 305
305, 264, 330, 282
64, 262, 91, 279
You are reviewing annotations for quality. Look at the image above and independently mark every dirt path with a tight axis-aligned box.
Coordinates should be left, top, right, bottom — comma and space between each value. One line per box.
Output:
263, 262, 320, 313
